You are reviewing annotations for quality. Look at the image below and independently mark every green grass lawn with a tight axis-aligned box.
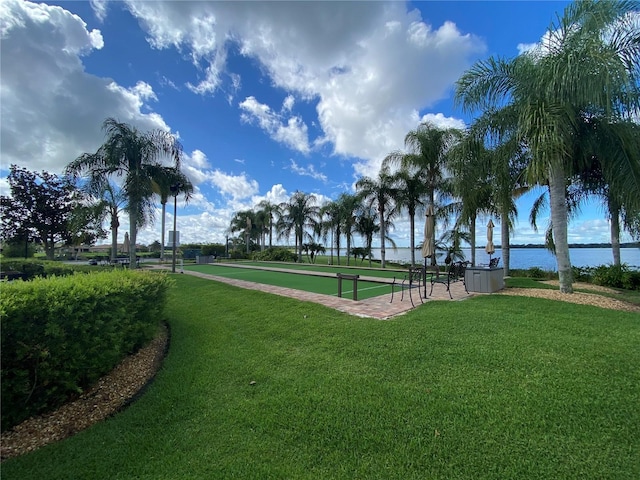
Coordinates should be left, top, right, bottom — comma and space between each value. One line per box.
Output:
3, 275, 639, 479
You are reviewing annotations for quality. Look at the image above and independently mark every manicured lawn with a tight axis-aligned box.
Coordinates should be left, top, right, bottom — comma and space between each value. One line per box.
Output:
3, 275, 639, 479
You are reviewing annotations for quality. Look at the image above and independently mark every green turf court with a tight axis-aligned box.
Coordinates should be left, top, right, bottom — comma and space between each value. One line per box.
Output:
184, 263, 400, 300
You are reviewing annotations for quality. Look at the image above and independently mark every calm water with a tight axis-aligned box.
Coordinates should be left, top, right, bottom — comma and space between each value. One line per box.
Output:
342, 247, 640, 270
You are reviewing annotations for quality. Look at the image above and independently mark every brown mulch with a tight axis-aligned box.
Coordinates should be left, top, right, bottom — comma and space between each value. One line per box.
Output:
0, 324, 169, 461
2, 282, 638, 461
497, 281, 640, 313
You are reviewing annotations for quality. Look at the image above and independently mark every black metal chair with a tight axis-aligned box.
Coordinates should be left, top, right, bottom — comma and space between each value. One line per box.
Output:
488, 257, 500, 268
429, 261, 469, 299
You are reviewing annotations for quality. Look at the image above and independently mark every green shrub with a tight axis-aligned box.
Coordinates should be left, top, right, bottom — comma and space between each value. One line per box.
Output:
590, 263, 640, 290
0, 259, 46, 279
1, 241, 36, 258
252, 247, 297, 262
0, 270, 173, 431
572, 266, 593, 283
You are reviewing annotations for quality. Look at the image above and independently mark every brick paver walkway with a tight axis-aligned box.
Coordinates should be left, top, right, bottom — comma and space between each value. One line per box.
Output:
157, 264, 474, 320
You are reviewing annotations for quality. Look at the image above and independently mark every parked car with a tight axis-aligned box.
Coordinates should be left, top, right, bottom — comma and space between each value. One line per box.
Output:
88, 259, 98, 265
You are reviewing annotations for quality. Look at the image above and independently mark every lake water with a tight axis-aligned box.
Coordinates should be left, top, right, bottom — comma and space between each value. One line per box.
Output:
338, 247, 640, 270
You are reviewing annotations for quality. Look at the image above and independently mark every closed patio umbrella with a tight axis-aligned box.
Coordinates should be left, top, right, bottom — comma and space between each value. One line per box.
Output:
421, 204, 435, 261
421, 204, 435, 297
485, 219, 495, 264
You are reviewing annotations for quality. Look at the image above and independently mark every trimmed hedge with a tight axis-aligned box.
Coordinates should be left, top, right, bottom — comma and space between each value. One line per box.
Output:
0, 270, 174, 431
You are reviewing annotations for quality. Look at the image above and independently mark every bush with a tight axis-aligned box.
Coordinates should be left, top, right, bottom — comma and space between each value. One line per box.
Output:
1, 241, 36, 258
252, 247, 297, 262
0, 270, 173, 431
0, 259, 85, 280
590, 263, 640, 290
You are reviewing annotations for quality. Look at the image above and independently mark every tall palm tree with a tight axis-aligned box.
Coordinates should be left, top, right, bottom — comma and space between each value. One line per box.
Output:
354, 205, 380, 268
152, 167, 193, 261
387, 122, 462, 267
335, 192, 361, 266
382, 160, 428, 267
455, 0, 640, 292
356, 166, 398, 268
319, 200, 343, 265
572, 117, 640, 265
229, 210, 257, 253
277, 191, 319, 261
66, 118, 183, 266
256, 200, 281, 249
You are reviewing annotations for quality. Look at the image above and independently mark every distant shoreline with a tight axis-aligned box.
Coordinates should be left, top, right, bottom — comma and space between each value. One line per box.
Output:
496, 243, 639, 249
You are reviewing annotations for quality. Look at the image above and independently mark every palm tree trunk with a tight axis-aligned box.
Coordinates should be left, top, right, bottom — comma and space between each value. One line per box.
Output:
160, 202, 166, 261
379, 207, 386, 268
609, 201, 621, 266
129, 210, 138, 268
501, 214, 510, 277
409, 212, 416, 267
549, 163, 573, 293
111, 224, 118, 262
470, 212, 476, 266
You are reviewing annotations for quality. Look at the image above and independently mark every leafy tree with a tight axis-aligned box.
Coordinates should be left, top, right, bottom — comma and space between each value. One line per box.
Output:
66, 118, 183, 266
455, 0, 640, 292
0, 165, 78, 260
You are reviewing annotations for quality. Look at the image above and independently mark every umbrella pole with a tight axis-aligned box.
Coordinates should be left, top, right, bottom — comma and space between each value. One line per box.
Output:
424, 257, 427, 298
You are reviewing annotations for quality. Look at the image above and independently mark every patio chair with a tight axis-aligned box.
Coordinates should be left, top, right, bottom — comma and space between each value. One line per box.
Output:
489, 257, 500, 268
429, 261, 469, 299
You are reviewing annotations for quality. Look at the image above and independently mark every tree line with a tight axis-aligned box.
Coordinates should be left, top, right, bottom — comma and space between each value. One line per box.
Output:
229, 0, 640, 294
1, 119, 193, 263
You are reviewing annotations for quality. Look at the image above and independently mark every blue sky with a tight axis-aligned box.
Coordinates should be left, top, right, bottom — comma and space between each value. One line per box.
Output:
1, 0, 622, 248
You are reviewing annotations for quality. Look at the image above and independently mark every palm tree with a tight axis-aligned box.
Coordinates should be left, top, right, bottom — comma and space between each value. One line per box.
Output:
356, 166, 398, 268
572, 118, 640, 265
152, 167, 193, 261
229, 210, 257, 253
277, 191, 319, 261
381, 159, 429, 267
387, 122, 462, 267
319, 200, 343, 265
354, 206, 380, 267
256, 200, 281, 249
66, 118, 183, 266
455, 0, 640, 292
335, 193, 361, 266
77, 177, 127, 262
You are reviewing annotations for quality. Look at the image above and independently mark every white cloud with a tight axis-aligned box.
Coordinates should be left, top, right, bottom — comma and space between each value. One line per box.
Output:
419, 113, 467, 130
239, 96, 311, 154
0, 0, 171, 174
288, 160, 327, 183
89, 0, 109, 23
210, 170, 259, 201
120, 1, 484, 175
